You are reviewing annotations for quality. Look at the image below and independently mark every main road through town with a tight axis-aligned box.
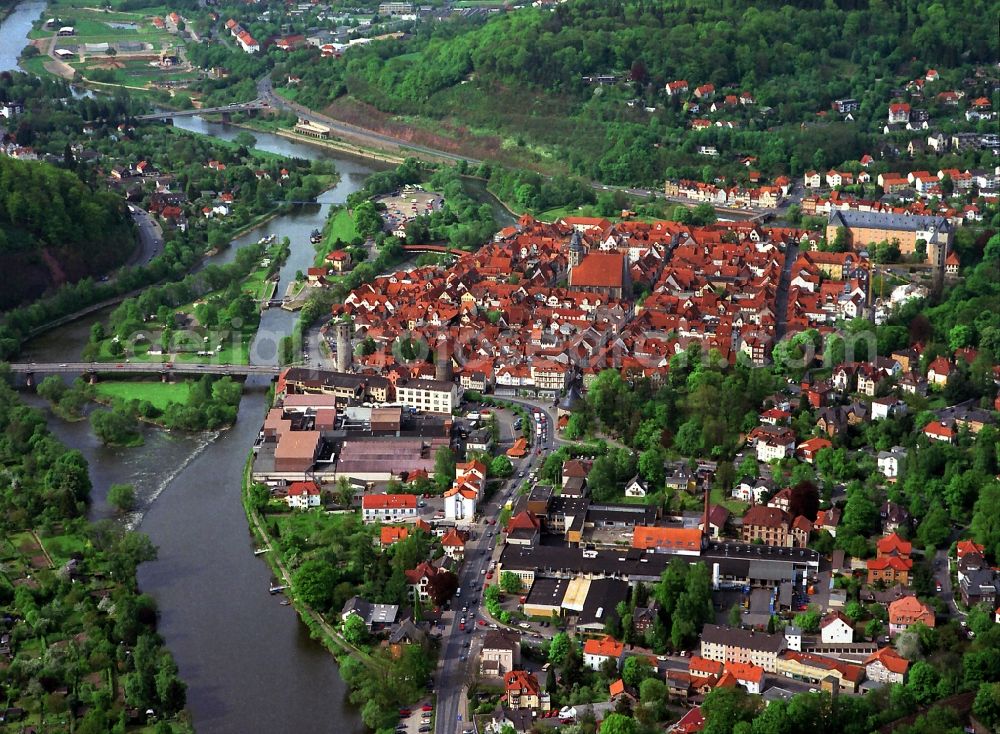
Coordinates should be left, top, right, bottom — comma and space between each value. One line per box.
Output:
434, 405, 556, 734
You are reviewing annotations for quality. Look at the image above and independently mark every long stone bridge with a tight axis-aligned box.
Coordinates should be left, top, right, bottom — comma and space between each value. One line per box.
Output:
8, 362, 281, 383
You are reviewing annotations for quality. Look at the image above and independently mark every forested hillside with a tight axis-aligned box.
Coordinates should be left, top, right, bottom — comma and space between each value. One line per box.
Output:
277, 0, 999, 184
0, 157, 135, 310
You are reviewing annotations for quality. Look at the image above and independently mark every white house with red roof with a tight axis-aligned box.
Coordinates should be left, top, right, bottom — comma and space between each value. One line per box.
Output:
865, 647, 909, 684
725, 661, 764, 694
665, 80, 689, 96
583, 636, 624, 671
923, 420, 955, 443
440, 529, 467, 560
361, 493, 417, 524
888, 103, 911, 124
445, 459, 486, 521
286, 481, 321, 509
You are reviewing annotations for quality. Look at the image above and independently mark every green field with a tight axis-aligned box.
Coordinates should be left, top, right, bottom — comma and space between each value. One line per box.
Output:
71, 58, 195, 87
326, 208, 360, 244
94, 381, 193, 411
93, 245, 281, 365
536, 204, 594, 222
38, 531, 89, 565
270, 509, 362, 544
316, 209, 360, 266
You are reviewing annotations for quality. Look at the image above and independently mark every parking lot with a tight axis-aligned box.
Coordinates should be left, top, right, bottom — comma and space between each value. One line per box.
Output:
396, 700, 437, 734
378, 188, 444, 236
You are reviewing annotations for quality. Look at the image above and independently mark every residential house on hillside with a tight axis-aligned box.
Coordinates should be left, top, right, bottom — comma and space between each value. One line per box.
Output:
865, 646, 909, 685
888, 596, 935, 635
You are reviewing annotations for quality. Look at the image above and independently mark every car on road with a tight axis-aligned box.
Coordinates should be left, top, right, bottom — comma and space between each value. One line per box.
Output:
936, 582, 942, 592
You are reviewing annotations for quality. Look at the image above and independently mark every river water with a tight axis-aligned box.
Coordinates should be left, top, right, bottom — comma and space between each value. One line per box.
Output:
2, 4, 383, 722
22, 121, 380, 732
0, 0, 45, 72
2, 6, 521, 728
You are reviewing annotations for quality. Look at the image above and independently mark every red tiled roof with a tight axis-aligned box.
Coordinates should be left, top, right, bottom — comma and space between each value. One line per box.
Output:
504, 670, 540, 695
742, 505, 789, 529
362, 493, 417, 509
381, 526, 409, 546
876, 532, 912, 557
888, 596, 935, 626
957, 540, 985, 559
287, 481, 320, 496
507, 510, 540, 532
672, 706, 705, 733
867, 556, 912, 572
583, 636, 624, 658
571, 252, 625, 289
864, 646, 909, 675
632, 526, 702, 551
688, 656, 724, 678
725, 661, 764, 684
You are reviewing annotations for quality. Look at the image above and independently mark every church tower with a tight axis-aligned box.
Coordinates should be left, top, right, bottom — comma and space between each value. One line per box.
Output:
568, 230, 583, 269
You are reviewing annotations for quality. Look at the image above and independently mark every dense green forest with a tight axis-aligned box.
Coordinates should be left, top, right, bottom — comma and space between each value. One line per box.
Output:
0, 157, 135, 310
0, 377, 190, 732
275, 0, 999, 184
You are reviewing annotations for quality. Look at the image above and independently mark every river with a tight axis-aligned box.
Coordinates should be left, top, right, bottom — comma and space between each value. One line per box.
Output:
2, 2, 382, 719
0, 0, 45, 72
2, 6, 521, 728
24, 118, 380, 732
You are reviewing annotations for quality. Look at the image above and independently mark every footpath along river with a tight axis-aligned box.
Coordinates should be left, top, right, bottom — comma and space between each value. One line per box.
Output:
0, 5, 382, 720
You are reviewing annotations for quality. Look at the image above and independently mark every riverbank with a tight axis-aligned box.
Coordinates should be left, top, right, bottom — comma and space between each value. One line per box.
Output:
238, 448, 390, 679
1, 78, 376, 732
244, 120, 411, 165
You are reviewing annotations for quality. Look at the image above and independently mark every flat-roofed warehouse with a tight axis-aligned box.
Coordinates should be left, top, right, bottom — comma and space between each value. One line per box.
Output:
498, 541, 818, 589
335, 437, 448, 481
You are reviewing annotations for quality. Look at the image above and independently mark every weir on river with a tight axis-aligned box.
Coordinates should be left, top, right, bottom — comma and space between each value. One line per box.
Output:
0, 9, 385, 727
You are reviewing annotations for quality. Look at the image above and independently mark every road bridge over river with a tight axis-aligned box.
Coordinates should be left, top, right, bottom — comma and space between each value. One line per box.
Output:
8, 361, 282, 380
132, 100, 270, 121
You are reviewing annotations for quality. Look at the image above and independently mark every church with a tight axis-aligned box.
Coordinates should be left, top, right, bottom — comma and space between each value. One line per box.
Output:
566, 231, 631, 299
